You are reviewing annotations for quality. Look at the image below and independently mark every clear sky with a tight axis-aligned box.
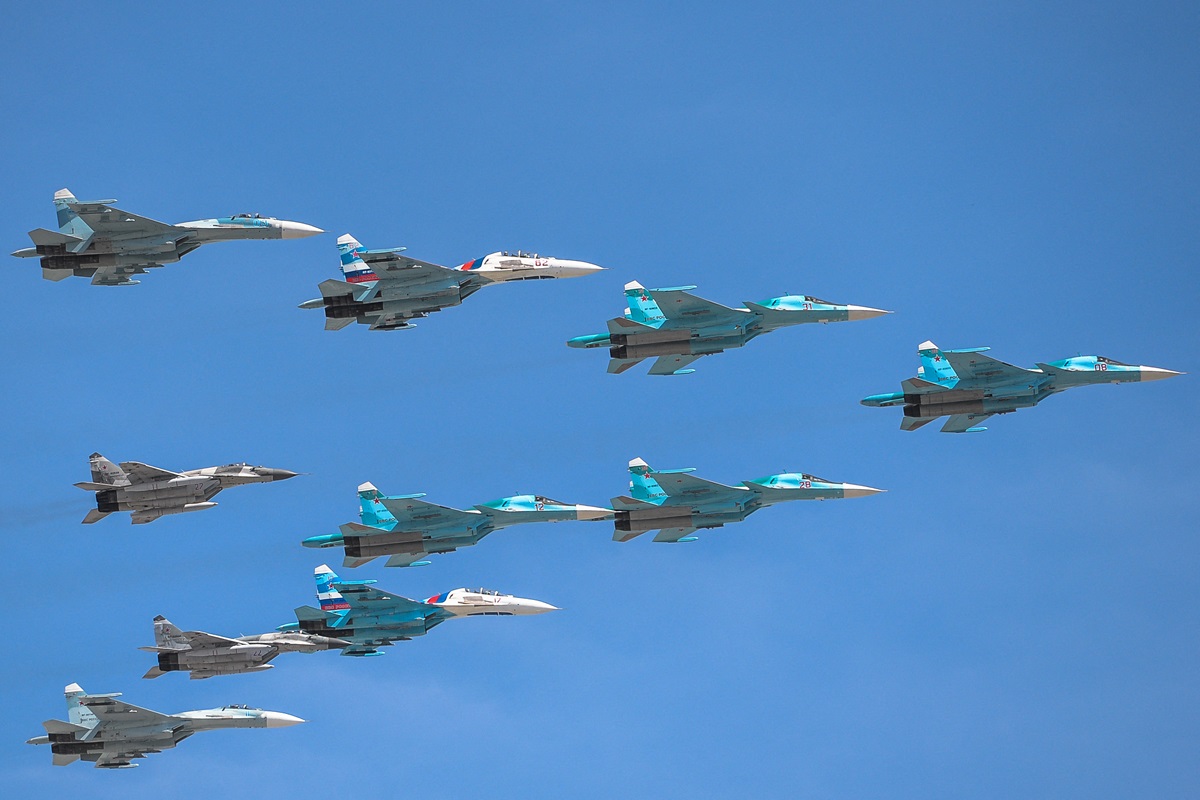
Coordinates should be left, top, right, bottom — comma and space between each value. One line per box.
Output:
1, 3, 1197, 797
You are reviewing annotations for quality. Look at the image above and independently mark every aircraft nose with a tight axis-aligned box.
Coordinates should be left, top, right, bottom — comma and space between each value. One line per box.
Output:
516, 599, 560, 615
261, 468, 299, 481
845, 305, 892, 321
261, 712, 306, 728
275, 221, 325, 239
575, 504, 615, 521
1140, 366, 1184, 381
842, 484, 886, 499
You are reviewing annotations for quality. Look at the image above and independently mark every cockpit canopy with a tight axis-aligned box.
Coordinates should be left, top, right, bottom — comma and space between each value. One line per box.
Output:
220, 704, 258, 711
533, 495, 566, 505
1095, 356, 1132, 366
230, 213, 264, 220
500, 250, 540, 258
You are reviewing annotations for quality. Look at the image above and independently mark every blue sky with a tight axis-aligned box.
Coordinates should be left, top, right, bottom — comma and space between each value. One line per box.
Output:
1, 2, 1197, 797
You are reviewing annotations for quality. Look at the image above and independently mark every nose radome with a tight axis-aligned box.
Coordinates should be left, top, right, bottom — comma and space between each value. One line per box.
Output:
517, 599, 560, 614
262, 712, 306, 728
277, 221, 324, 239
842, 484, 886, 499
845, 305, 892, 321
575, 504, 615, 521
1140, 366, 1184, 381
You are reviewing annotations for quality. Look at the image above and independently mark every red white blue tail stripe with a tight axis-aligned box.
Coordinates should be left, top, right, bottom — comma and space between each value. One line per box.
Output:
337, 234, 378, 283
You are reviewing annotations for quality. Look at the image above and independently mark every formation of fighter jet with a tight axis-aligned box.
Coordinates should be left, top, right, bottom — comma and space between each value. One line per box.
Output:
75, 453, 298, 524
140, 615, 347, 680
277, 565, 557, 656
861, 340, 1183, 433
568, 280, 890, 375
26, 683, 303, 769
12, 189, 322, 285
611, 458, 884, 542
302, 481, 612, 568
298, 233, 604, 330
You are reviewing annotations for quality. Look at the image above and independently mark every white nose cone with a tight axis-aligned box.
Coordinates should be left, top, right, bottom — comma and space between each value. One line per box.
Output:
842, 483, 886, 499
1140, 366, 1183, 381
575, 504, 615, 521
845, 305, 892, 321
275, 221, 325, 239
514, 599, 560, 615
261, 711, 306, 728
555, 259, 605, 277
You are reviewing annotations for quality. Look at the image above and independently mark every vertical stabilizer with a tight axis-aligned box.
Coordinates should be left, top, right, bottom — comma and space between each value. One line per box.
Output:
53, 189, 93, 239
628, 458, 667, 501
358, 482, 395, 527
88, 452, 129, 486
315, 565, 350, 611
623, 281, 665, 325
152, 616, 189, 650
64, 683, 99, 729
337, 234, 378, 283
917, 340, 958, 384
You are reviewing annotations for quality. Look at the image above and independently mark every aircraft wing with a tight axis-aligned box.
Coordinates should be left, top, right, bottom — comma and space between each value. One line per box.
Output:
70, 202, 178, 240
942, 351, 1034, 385
119, 462, 182, 484
361, 251, 454, 275
182, 630, 242, 649
652, 527, 698, 543
940, 413, 994, 433
648, 288, 748, 328
330, 583, 430, 615
649, 472, 746, 505
80, 695, 172, 729
379, 497, 478, 530
130, 510, 167, 525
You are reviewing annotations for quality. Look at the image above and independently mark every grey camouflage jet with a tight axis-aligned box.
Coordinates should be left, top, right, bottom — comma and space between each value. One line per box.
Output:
75, 452, 298, 524
27, 683, 304, 769
12, 188, 322, 285
140, 615, 348, 679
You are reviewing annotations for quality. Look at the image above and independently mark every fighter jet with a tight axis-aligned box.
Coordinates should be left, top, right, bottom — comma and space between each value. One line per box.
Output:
75, 452, 298, 524
612, 458, 884, 542
277, 565, 557, 656
26, 683, 303, 769
861, 340, 1183, 433
298, 233, 604, 331
568, 280, 890, 375
140, 615, 348, 680
302, 481, 613, 568
12, 188, 322, 285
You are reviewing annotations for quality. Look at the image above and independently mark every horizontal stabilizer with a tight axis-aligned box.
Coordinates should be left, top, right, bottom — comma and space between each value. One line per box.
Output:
607, 316, 658, 335
652, 527, 699, 543
52, 753, 81, 767
42, 268, 73, 281
28, 228, 84, 248
325, 317, 355, 331
900, 416, 937, 431
900, 376, 942, 394
343, 555, 377, 569
607, 357, 644, 374
610, 495, 658, 511
81, 509, 108, 524
75, 481, 116, 492
43, 719, 88, 736
141, 666, 165, 679
613, 529, 646, 542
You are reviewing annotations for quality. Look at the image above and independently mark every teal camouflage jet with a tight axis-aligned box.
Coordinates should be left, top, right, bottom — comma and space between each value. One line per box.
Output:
612, 458, 884, 542
299, 233, 603, 330
568, 280, 890, 375
861, 340, 1183, 433
278, 565, 557, 656
27, 683, 303, 769
302, 482, 613, 568
13, 189, 322, 285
